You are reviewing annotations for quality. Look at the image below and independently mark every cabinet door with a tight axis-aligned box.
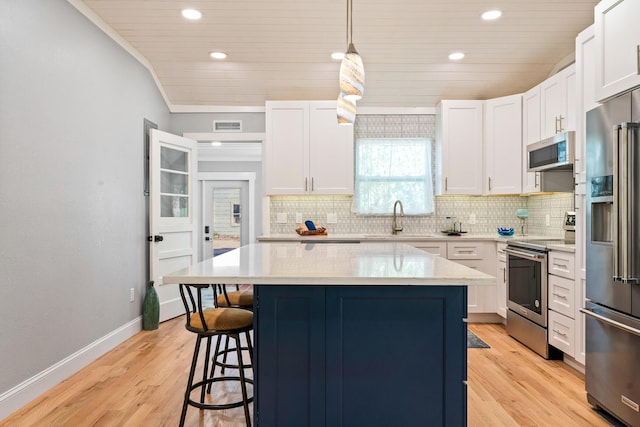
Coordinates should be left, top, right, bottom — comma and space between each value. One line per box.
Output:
522, 86, 541, 193
484, 94, 522, 195
255, 285, 326, 426
540, 72, 565, 138
540, 64, 576, 139
309, 102, 354, 195
265, 101, 309, 194
436, 100, 483, 195
595, 0, 640, 102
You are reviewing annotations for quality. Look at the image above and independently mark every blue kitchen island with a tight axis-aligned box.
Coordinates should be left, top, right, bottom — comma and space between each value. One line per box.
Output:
163, 242, 494, 427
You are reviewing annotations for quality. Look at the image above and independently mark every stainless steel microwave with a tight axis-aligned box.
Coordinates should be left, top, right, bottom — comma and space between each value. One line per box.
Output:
527, 131, 575, 172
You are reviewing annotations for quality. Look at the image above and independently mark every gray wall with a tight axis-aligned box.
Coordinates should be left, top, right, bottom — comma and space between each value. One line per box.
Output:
0, 0, 170, 397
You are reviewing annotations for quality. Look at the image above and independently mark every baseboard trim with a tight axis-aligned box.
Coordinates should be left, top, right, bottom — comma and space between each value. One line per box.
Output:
160, 297, 185, 322
0, 317, 142, 421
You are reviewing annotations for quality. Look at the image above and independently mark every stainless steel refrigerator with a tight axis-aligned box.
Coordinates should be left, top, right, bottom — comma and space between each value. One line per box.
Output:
584, 88, 640, 426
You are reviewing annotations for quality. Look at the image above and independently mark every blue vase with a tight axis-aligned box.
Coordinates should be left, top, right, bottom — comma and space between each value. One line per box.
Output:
142, 281, 160, 330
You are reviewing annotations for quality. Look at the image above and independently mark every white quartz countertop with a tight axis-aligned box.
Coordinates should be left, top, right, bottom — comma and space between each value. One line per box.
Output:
162, 242, 495, 286
258, 233, 576, 253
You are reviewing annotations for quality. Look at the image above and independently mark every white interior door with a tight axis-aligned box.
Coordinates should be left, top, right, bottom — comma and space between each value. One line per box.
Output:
201, 180, 249, 260
149, 129, 198, 322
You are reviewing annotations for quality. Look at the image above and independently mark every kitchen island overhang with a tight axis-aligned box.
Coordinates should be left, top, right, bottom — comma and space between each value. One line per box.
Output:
163, 242, 494, 427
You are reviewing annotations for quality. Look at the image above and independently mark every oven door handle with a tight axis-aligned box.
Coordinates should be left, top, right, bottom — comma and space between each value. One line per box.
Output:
504, 248, 545, 260
580, 307, 640, 337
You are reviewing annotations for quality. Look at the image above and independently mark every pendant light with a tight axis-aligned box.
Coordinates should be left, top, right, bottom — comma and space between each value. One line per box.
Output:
337, 92, 357, 125
339, 0, 364, 101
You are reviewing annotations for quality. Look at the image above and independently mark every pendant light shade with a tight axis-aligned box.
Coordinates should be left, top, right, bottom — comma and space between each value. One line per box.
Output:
339, 43, 365, 100
337, 92, 357, 125
337, 0, 364, 123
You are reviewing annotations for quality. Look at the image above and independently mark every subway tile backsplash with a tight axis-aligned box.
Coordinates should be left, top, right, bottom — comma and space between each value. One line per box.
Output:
268, 193, 574, 237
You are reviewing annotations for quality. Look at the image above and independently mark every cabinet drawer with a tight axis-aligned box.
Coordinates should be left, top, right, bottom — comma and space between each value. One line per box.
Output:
412, 242, 446, 257
548, 275, 575, 318
447, 242, 484, 260
548, 310, 575, 357
548, 251, 575, 280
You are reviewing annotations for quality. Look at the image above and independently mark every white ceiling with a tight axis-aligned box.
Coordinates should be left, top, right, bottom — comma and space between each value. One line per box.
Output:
73, 0, 598, 110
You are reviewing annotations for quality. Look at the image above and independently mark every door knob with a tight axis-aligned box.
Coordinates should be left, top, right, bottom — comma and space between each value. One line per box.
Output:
147, 235, 164, 242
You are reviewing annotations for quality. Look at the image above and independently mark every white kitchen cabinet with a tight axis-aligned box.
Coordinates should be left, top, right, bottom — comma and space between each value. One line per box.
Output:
264, 101, 354, 195
446, 241, 496, 313
435, 100, 484, 195
594, 0, 640, 102
484, 94, 522, 195
547, 250, 577, 358
496, 243, 507, 318
549, 251, 575, 280
548, 310, 575, 357
522, 86, 541, 193
412, 241, 447, 257
540, 64, 576, 139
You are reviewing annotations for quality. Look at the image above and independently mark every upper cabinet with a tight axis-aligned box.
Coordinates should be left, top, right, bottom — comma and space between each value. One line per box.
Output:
264, 101, 354, 195
540, 64, 576, 139
484, 94, 522, 195
594, 0, 640, 102
435, 100, 484, 195
522, 86, 541, 193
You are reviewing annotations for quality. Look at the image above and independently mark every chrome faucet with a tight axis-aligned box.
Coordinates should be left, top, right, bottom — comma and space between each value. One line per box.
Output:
392, 200, 404, 235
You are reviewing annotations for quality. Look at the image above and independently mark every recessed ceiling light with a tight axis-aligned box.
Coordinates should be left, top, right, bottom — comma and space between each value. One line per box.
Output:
331, 52, 345, 60
181, 9, 202, 20
482, 10, 502, 20
449, 52, 465, 61
210, 141, 222, 147
209, 51, 227, 59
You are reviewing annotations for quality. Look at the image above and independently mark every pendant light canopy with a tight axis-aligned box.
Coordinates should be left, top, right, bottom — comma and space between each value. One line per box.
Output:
337, 0, 364, 124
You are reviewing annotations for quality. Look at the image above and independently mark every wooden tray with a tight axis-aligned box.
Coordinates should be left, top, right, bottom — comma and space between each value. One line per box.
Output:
296, 227, 327, 236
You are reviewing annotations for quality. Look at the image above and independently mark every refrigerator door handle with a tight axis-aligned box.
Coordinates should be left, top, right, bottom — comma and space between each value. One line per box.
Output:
581, 307, 640, 337
613, 122, 639, 283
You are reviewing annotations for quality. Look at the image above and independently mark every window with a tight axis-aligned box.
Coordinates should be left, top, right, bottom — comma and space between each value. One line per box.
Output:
354, 138, 434, 215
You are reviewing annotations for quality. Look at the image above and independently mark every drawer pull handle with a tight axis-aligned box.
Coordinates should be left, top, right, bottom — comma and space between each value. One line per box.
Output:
552, 293, 568, 299
553, 329, 568, 337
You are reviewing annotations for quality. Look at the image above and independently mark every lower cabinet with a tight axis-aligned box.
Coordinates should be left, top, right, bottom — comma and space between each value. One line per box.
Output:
446, 241, 497, 313
496, 243, 507, 318
254, 285, 468, 427
547, 250, 577, 357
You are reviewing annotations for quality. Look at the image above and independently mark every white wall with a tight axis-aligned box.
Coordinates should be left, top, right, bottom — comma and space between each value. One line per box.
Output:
0, 0, 170, 417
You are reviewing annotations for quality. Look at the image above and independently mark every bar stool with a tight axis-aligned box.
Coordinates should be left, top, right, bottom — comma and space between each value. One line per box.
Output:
211, 284, 254, 376
178, 283, 254, 427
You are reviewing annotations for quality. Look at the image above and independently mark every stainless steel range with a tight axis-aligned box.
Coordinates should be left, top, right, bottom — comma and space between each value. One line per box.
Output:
505, 212, 575, 359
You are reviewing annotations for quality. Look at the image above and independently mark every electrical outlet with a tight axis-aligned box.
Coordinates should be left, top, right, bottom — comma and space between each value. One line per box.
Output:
276, 212, 288, 224
295, 213, 303, 223
129, 288, 135, 303
327, 213, 338, 224
545, 214, 551, 226
469, 213, 476, 224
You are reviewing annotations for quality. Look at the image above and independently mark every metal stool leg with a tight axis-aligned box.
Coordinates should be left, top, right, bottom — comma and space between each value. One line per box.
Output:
207, 335, 223, 393
179, 334, 203, 427
235, 333, 252, 426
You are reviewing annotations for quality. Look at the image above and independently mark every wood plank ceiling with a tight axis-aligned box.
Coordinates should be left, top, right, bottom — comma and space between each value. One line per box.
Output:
76, 0, 598, 109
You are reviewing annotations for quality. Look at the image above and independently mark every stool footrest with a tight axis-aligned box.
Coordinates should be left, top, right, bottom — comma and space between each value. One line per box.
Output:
188, 377, 254, 410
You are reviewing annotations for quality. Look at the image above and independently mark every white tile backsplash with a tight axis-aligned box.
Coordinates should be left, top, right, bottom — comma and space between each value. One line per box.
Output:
268, 193, 574, 237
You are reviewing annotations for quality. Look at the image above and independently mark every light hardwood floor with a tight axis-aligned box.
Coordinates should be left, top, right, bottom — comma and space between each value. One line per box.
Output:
1, 320, 620, 427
